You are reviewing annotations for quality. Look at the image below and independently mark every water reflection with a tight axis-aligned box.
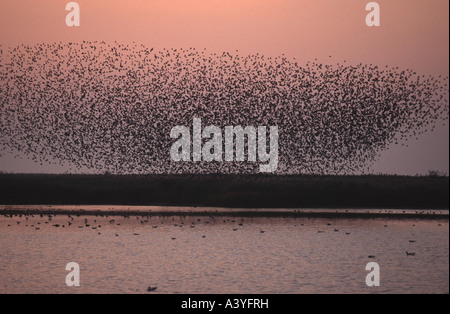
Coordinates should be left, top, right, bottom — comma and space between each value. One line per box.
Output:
0, 210, 448, 294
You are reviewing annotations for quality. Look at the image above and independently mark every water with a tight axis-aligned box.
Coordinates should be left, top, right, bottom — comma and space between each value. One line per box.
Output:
0, 207, 448, 294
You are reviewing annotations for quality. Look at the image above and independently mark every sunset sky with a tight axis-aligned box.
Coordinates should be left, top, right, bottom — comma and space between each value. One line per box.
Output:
0, 0, 448, 174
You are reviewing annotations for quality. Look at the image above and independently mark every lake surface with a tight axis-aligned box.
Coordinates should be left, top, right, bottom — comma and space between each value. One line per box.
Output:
0, 206, 448, 294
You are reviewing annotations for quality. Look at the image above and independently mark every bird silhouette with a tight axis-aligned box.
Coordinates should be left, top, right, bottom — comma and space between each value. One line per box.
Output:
0, 42, 447, 175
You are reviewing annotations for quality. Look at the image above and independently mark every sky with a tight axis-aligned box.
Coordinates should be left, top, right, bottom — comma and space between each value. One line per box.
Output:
0, 0, 448, 175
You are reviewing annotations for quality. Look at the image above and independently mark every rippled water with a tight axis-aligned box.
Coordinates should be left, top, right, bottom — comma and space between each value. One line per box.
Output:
0, 209, 448, 294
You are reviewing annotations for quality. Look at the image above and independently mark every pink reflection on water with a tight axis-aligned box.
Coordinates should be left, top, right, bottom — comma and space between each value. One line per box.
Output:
0, 211, 448, 294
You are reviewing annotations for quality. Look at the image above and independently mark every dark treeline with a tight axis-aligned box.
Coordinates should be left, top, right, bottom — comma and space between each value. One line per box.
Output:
0, 174, 448, 209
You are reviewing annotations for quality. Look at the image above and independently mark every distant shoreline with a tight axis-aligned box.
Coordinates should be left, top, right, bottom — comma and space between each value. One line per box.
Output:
0, 205, 448, 220
0, 174, 448, 210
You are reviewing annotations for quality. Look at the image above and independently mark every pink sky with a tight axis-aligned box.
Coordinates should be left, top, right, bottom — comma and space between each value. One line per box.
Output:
0, 0, 448, 174
1, 0, 448, 74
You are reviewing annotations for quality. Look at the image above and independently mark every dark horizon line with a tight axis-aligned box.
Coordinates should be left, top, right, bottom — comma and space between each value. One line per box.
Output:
0, 172, 449, 178
1, 173, 448, 210
0, 208, 448, 220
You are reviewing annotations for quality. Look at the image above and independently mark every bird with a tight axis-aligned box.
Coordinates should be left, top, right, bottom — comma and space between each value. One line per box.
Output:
406, 251, 416, 256
0, 42, 447, 177
147, 286, 157, 292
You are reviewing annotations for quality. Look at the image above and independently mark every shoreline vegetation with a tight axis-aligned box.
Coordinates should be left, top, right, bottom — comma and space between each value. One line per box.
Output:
0, 174, 448, 217
0, 207, 448, 220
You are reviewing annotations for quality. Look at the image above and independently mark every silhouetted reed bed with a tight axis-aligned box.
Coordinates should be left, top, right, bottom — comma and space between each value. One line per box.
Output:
0, 174, 448, 210
0, 208, 448, 220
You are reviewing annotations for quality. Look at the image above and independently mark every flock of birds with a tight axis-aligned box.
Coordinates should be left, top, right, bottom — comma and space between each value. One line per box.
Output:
0, 41, 448, 174
2, 212, 422, 258
3, 212, 266, 236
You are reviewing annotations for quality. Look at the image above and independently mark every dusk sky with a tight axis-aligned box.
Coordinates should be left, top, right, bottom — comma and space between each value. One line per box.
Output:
0, 0, 448, 174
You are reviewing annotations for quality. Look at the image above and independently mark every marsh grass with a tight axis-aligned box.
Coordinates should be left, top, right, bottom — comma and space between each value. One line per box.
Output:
0, 174, 448, 209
